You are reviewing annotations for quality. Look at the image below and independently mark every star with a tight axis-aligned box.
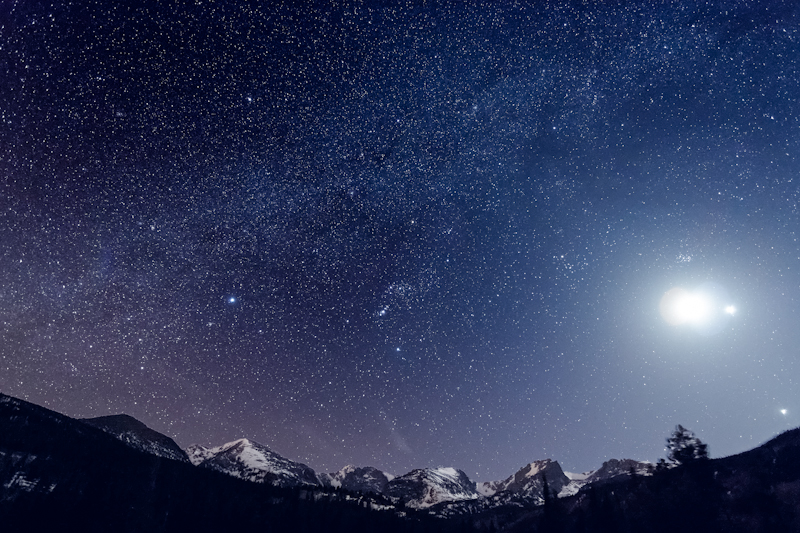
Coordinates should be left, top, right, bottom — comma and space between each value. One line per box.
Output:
6, 0, 799, 483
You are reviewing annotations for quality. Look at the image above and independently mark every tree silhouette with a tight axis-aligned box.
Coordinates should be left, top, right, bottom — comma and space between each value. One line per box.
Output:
666, 425, 708, 465
539, 473, 567, 533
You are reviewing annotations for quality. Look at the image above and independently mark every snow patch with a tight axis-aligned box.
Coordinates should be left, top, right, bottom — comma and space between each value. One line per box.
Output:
564, 471, 592, 481
524, 463, 542, 477
476, 482, 497, 497
4, 472, 56, 493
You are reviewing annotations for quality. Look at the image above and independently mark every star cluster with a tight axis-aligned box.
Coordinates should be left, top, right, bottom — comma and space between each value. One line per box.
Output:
2, 0, 799, 479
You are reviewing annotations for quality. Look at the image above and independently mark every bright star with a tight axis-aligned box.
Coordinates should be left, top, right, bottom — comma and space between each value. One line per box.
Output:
228, 296, 237, 304
724, 305, 736, 315
781, 409, 788, 416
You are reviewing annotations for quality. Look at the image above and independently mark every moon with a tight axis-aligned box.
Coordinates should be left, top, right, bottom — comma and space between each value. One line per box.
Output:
659, 288, 710, 325
659, 283, 736, 335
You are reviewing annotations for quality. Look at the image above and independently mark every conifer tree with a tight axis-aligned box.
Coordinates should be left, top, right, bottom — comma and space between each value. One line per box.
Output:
666, 425, 708, 465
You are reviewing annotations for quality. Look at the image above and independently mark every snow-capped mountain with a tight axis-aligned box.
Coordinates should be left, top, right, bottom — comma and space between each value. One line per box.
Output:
186, 443, 217, 465
81, 414, 190, 463
183, 434, 652, 513
559, 458, 653, 496
385, 467, 480, 509
186, 435, 652, 511
586, 458, 653, 483
318, 465, 394, 494
477, 459, 570, 501
189, 438, 319, 488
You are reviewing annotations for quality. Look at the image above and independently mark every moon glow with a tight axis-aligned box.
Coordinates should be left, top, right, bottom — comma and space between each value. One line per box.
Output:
659, 283, 735, 335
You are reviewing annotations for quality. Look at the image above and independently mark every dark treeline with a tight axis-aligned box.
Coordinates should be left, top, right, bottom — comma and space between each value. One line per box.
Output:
500, 428, 800, 533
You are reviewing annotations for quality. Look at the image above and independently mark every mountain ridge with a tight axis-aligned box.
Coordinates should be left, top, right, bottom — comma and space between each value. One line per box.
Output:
189, 437, 320, 488
81, 414, 190, 463
4, 392, 800, 531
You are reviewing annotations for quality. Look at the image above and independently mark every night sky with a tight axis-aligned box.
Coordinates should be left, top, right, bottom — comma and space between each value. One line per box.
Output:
2, 0, 800, 480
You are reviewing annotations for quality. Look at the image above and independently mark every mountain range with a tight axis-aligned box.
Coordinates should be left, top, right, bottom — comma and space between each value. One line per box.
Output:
89, 408, 652, 512
2, 392, 799, 532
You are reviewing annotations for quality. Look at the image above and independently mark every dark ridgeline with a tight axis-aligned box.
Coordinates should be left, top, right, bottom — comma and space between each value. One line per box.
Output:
0, 393, 455, 533
81, 413, 191, 463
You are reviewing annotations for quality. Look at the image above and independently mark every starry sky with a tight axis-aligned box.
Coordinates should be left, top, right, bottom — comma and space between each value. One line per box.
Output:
2, 0, 800, 480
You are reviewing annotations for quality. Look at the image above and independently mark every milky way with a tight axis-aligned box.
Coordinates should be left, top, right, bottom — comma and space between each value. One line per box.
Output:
2, 0, 799, 480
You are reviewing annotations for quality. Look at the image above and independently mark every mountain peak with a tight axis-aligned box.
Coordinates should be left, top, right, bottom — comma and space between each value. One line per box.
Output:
319, 465, 393, 494
478, 459, 569, 499
219, 438, 253, 451
189, 438, 319, 488
385, 466, 479, 509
